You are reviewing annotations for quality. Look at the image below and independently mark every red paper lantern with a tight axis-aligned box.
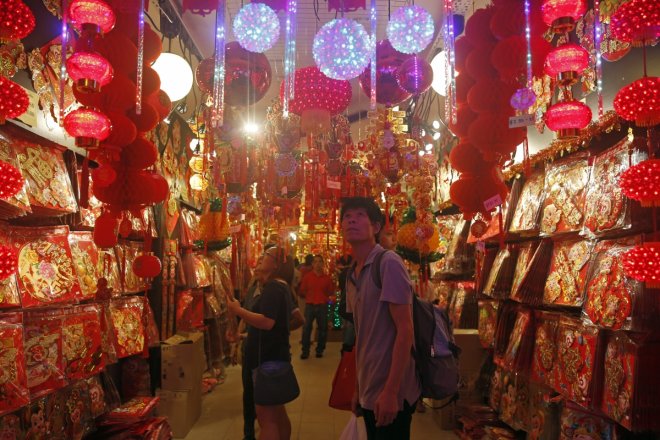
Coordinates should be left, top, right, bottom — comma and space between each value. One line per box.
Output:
103, 111, 137, 148
73, 73, 136, 112
0, 76, 29, 123
543, 43, 589, 84
144, 172, 169, 204
454, 37, 473, 73
127, 102, 159, 132
66, 51, 114, 93
455, 74, 475, 104
490, 3, 525, 40
68, 0, 116, 35
0, 0, 36, 41
91, 164, 116, 187
0, 245, 17, 281
491, 36, 552, 82
133, 254, 161, 278
96, 32, 138, 76
613, 76, 660, 127
465, 44, 498, 80
120, 137, 158, 169
449, 142, 494, 174
623, 243, 660, 288
610, 0, 660, 47
467, 78, 515, 113
449, 104, 477, 138
93, 211, 119, 248
63, 107, 112, 148
468, 112, 525, 159
542, 0, 586, 32
449, 168, 509, 220
464, 7, 497, 47
545, 100, 592, 138
280, 66, 352, 116
148, 89, 172, 120
618, 159, 660, 207
0, 160, 24, 200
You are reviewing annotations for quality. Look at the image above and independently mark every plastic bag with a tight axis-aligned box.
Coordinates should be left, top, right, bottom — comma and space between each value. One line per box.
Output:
338, 415, 367, 440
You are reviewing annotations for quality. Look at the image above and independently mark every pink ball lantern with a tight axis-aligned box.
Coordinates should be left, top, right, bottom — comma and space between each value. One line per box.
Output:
358, 40, 413, 106
545, 100, 592, 138
543, 43, 589, 85
395, 56, 434, 95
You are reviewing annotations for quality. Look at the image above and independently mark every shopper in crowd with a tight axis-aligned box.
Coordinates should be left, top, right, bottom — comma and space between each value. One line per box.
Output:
336, 253, 355, 353
298, 254, 336, 359
377, 213, 397, 251
340, 197, 420, 440
227, 247, 299, 440
298, 254, 314, 278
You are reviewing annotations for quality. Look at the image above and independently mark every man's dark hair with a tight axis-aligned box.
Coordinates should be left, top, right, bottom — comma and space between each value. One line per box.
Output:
313, 254, 324, 263
304, 254, 314, 265
340, 197, 383, 224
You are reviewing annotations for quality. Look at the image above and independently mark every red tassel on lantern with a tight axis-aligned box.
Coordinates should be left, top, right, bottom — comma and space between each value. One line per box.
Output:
545, 100, 592, 138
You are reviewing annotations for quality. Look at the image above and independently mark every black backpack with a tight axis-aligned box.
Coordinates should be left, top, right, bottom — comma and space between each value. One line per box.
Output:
370, 250, 461, 402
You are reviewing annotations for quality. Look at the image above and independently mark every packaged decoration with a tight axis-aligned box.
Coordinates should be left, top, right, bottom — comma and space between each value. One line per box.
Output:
430, 281, 454, 310
24, 309, 67, 398
75, 170, 102, 229
482, 245, 518, 299
0, 316, 29, 417
527, 382, 560, 440
510, 240, 540, 302
14, 142, 78, 216
10, 225, 82, 308
509, 171, 545, 236
539, 155, 590, 236
448, 282, 477, 329
584, 237, 647, 331
67, 232, 101, 300
109, 297, 146, 359
100, 396, 160, 424
552, 317, 600, 407
62, 380, 94, 440
498, 308, 535, 372
85, 375, 108, 419
0, 225, 20, 309
498, 370, 519, 428
489, 366, 504, 413
0, 412, 23, 439
176, 289, 204, 331
434, 214, 461, 271
583, 137, 636, 237
443, 218, 474, 275
0, 132, 31, 219
478, 299, 499, 349
543, 239, 594, 308
61, 305, 106, 380
559, 401, 618, 440
115, 241, 148, 294
97, 247, 122, 296
531, 311, 561, 390
23, 396, 49, 439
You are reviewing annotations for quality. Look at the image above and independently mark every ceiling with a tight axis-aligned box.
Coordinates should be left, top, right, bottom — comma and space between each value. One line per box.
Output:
166, 0, 445, 130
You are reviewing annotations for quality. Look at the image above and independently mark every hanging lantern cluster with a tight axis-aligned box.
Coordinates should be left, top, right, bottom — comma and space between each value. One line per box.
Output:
0, 160, 24, 200
623, 243, 660, 288
0, 0, 35, 123
618, 159, 660, 207
541, 0, 591, 139
613, 76, 660, 128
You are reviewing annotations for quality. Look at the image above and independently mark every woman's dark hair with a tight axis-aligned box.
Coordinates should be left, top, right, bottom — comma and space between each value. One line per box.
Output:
265, 247, 295, 286
340, 197, 383, 224
304, 254, 314, 265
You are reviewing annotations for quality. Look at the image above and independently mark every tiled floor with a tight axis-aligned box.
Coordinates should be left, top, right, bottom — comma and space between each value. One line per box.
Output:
185, 329, 459, 439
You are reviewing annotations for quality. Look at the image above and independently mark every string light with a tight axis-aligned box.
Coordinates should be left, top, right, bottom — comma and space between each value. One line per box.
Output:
387, 5, 435, 55
233, 3, 280, 53
212, 0, 226, 127
312, 18, 371, 80
524, 0, 533, 89
593, 0, 604, 117
60, 0, 68, 126
283, 0, 298, 117
136, 0, 145, 114
443, 0, 457, 124
370, 0, 377, 110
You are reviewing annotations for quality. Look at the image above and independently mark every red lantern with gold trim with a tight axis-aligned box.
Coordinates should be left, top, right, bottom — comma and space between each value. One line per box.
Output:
542, 0, 586, 32
68, 0, 116, 35
544, 43, 590, 85
66, 51, 114, 93
63, 107, 112, 148
545, 100, 592, 138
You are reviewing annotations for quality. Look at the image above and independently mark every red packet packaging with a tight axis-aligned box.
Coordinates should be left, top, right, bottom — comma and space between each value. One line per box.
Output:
0, 411, 24, 439
10, 226, 82, 307
559, 401, 618, 440
530, 311, 560, 390
85, 375, 108, 418
61, 305, 105, 380
14, 142, 77, 217
109, 297, 146, 359
67, 232, 101, 301
477, 299, 499, 349
500, 308, 535, 372
543, 239, 594, 308
24, 309, 67, 399
0, 319, 29, 417
552, 317, 601, 407
539, 155, 590, 236
115, 241, 147, 294
509, 240, 539, 302
509, 170, 546, 236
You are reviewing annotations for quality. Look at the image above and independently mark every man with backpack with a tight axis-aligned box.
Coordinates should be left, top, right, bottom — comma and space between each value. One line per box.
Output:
340, 197, 421, 440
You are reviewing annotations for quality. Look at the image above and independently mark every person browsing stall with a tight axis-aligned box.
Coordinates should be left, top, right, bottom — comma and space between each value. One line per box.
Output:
298, 255, 336, 359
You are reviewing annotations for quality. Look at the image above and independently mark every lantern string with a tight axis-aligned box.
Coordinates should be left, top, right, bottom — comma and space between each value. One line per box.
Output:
212, 0, 226, 127
370, 0, 377, 110
593, 0, 604, 118
60, 0, 69, 127
283, 0, 298, 117
136, 0, 145, 115
443, 0, 457, 124
524, 0, 533, 90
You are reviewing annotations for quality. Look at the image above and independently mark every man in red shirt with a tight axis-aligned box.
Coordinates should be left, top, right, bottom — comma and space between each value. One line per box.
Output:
298, 255, 336, 359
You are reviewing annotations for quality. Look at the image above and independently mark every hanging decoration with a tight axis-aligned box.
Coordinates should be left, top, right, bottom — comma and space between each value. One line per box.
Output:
135, 0, 144, 114
610, 0, 659, 46
618, 159, 660, 207
396, 56, 434, 95
313, 18, 371, 81
68, 0, 116, 35
212, 0, 226, 126
0, 160, 24, 200
358, 39, 412, 106
65, 51, 114, 93
386, 5, 435, 55
233, 2, 280, 53
593, 0, 604, 117
0, 0, 36, 41
543, 43, 590, 85
63, 107, 112, 148
282, 0, 298, 117
0, 76, 29, 124
0, 244, 17, 281
623, 243, 660, 288
545, 100, 592, 138
542, 0, 587, 32
613, 76, 660, 127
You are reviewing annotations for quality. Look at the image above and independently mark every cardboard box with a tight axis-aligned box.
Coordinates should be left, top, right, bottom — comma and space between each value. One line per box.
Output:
156, 387, 201, 438
161, 332, 205, 391
454, 329, 488, 404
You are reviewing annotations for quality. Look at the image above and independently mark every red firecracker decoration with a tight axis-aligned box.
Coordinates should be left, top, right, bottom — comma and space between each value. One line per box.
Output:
0, 0, 36, 41
66, 51, 114, 93
542, 0, 586, 32
623, 243, 660, 288
0, 160, 24, 199
544, 42, 590, 84
0, 245, 17, 281
545, 100, 592, 138
618, 159, 660, 206
613, 76, 660, 127
0, 76, 29, 123
63, 107, 112, 148
610, 0, 660, 47
133, 253, 161, 278
68, 0, 116, 35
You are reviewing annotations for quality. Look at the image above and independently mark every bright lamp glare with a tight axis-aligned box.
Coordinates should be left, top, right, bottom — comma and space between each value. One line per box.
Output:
152, 53, 193, 101
425, 143, 433, 151
432, 120, 440, 129
244, 122, 259, 134
433, 132, 441, 140
431, 51, 455, 97
418, 150, 425, 157
289, 232, 297, 241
